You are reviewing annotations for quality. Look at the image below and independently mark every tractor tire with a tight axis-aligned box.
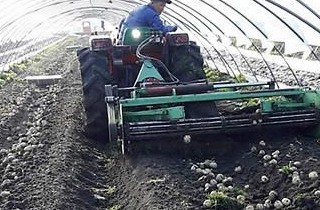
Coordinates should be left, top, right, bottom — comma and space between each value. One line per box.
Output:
169, 42, 219, 117
169, 42, 206, 82
77, 48, 111, 142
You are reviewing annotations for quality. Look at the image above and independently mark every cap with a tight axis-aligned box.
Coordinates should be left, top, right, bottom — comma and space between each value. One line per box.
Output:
151, 0, 172, 4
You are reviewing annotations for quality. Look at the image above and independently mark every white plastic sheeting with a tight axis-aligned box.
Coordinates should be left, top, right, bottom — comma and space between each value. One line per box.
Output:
1, 0, 320, 72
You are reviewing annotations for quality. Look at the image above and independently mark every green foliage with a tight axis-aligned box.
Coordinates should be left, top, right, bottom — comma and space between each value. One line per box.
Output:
0, 60, 30, 88
234, 73, 247, 83
204, 66, 247, 85
279, 165, 293, 175
15, 63, 26, 71
105, 186, 117, 195
0, 70, 17, 88
9, 59, 33, 73
227, 187, 246, 198
208, 191, 230, 205
0, 79, 5, 87
235, 98, 260, 110
108, 204, 121, 210
207, 190, 243, 209
266, 96, 284, 102
205, 66, 222, 82
246, 98, 260, 107
240, 96, 286, 110
204, 65, 231, 82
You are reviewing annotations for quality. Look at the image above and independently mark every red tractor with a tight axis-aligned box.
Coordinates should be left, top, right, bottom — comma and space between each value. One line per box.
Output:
77, 27, 213, 142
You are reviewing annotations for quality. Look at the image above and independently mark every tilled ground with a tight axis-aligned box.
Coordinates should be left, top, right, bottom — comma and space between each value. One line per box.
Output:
0, 39, 319, 210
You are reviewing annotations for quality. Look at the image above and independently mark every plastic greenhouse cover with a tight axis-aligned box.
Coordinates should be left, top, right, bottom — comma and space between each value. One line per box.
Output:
1, 0, 320, 70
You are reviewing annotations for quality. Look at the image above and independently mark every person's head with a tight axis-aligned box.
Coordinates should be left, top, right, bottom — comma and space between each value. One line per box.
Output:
150, 0, 172, 14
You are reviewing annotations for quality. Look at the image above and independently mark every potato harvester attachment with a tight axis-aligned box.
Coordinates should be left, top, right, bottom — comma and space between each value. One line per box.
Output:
77, 27, 320, 154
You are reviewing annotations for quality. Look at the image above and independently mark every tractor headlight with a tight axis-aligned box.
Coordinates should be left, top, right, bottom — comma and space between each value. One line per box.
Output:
132, 29, 141, 39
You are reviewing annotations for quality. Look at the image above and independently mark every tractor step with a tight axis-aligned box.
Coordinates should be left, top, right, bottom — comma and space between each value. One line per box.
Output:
25, 75, 62, 86
66, 45, 82, 51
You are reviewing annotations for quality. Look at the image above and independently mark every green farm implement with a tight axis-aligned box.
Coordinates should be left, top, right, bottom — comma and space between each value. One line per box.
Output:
77, 27, 320, 154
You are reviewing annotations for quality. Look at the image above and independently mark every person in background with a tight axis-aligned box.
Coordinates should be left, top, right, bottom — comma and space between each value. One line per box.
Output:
119, 0, 177, 41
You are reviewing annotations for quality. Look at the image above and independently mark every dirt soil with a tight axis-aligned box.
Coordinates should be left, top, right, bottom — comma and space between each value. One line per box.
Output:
0, 38, 319, 210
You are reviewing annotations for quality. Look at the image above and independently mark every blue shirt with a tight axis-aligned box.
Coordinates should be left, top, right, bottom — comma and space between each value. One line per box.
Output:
121, 4, 176, 34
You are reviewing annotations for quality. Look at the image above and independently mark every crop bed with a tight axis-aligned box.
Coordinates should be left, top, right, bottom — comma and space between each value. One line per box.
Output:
0, 38, 319, 210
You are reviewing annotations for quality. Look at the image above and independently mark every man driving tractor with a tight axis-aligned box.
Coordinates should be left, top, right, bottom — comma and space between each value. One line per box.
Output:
118, 0, 177, 41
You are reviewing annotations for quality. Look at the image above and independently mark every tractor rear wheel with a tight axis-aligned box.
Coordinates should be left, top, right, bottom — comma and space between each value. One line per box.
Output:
169, 42, 219, 117
77, 48, 111, 141
169, 42, 206, 82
